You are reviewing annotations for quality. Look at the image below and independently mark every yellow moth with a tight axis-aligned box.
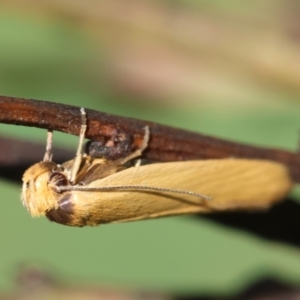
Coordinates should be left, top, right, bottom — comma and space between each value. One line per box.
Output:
21, 109, 292, 227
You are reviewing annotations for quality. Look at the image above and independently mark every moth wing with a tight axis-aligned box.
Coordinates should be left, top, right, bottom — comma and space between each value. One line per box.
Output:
70, 159, 292, 224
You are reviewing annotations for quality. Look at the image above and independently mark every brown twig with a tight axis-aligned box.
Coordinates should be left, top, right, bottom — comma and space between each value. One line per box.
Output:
1, 96, 300, 182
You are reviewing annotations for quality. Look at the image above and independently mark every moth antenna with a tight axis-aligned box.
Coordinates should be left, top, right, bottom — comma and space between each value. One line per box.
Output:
70, 108, 87, 183
119, 126, 150, 165
57, 185, 212, 201
43, 130, 53, 162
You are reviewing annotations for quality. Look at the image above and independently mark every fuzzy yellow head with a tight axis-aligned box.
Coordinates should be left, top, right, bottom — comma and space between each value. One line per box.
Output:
22, 161, 60, 217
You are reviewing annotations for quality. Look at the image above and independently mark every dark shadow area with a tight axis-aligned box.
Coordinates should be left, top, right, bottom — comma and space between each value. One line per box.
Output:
175, 278, 299, 300
201, 199, 300, 247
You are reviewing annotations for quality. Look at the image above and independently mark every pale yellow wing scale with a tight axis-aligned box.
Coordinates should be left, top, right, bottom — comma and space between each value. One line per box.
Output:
68, 159, 292, 224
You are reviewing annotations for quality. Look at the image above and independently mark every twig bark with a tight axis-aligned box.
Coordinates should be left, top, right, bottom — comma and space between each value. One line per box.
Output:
1, 96, 300, 182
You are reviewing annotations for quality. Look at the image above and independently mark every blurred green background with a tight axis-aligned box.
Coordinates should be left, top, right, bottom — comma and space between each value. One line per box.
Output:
0, 0, 300, 297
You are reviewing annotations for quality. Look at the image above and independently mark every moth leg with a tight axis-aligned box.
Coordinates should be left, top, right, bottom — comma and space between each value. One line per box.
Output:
119, 126, 150, 165
70, 108, 87, 183
43, 130, 53, 162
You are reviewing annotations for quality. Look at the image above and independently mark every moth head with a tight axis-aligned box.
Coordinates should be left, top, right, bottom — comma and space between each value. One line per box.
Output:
22, 161, 67, 217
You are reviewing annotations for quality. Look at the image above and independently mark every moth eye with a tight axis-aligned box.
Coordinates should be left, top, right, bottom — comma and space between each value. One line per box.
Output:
49, 172, 68, 187
25, 182, 30, 188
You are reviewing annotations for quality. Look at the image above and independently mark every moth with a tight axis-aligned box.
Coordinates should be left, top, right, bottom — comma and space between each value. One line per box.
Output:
21, 109, 292, 227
